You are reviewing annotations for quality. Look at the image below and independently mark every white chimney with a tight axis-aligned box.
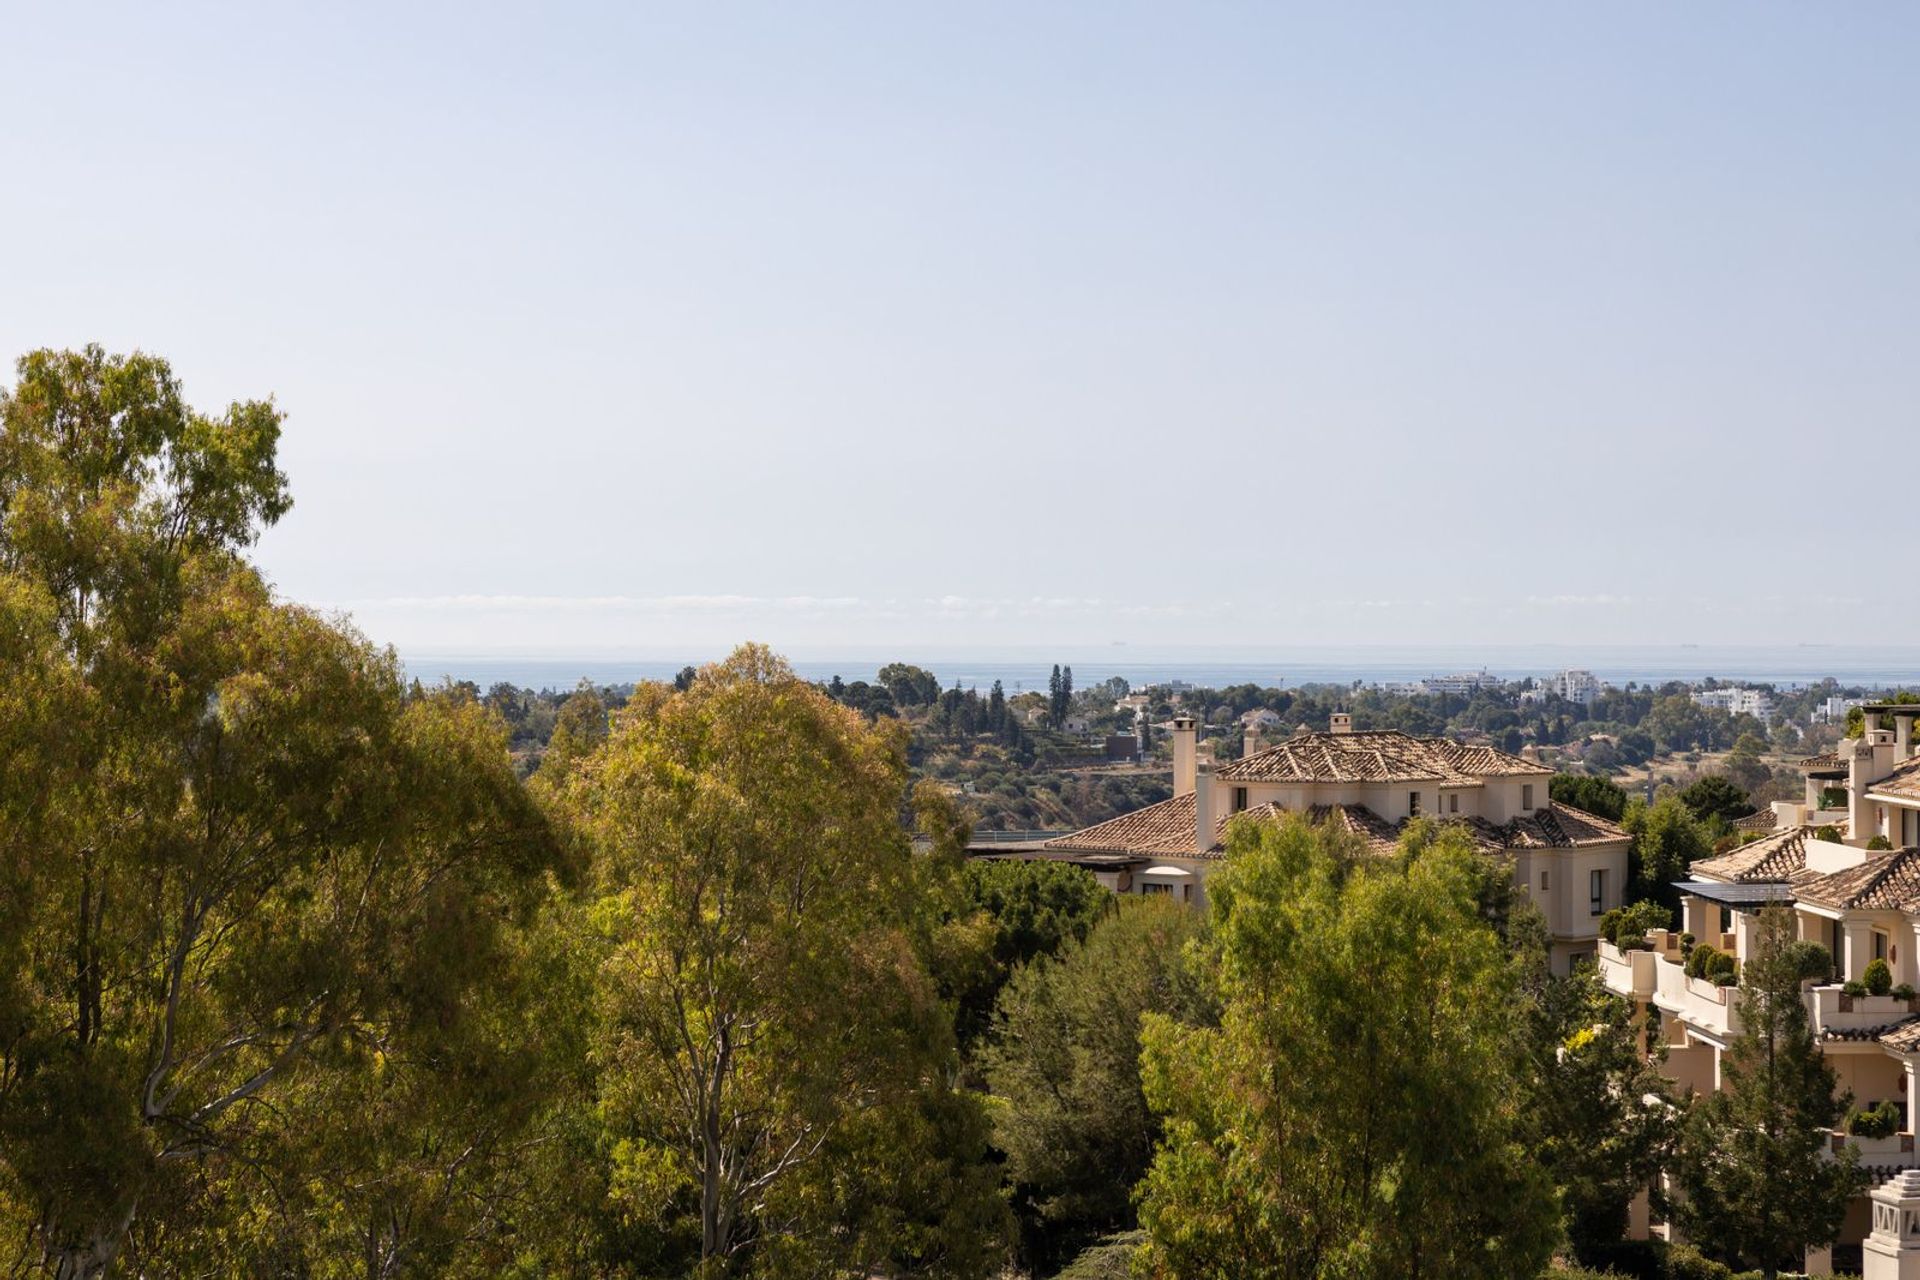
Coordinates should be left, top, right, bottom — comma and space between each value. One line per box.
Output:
1193, 762, 1214, 855
1244, 726, 1264, 758
1330, 711, 1353, 735
1172, 715, 1197, 797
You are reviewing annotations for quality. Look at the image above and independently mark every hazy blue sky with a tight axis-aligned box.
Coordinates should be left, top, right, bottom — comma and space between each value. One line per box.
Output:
4, 3, 1916, 657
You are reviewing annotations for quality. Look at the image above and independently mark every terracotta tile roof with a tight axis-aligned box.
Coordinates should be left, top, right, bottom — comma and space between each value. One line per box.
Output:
1802, 752, 1847, 775
1044, 798, 1625, 860
1041, 794, 1287, 860
1879, 1019, 1920, 1053
1215, 730, 1549, 785
1796, 848, 1920, 911
1869, 756, 1920, 802
1733, 809, 1780, 833
1691, 827, 1813, 885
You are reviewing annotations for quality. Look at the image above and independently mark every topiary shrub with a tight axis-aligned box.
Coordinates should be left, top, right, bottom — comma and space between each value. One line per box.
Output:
1782, 939, 1834, 984
1869, 834, 1894, 851
1844, 979, 1869, 998
1707, 949, 1739, 987
1896, 983, 1916, 1001
1685, 943, 1718, 980
1866, 958, 1894, 996
1814, 824, 1844, 843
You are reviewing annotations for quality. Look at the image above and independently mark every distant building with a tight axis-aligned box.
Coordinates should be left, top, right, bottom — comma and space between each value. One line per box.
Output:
1815, 695, 1867, 725
1422, 669, 1501, 696
1547, 669, 1602, 707
1691, 686, 1775, 724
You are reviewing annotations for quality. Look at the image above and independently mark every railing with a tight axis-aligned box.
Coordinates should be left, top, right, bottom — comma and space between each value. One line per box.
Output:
1597, 940, 1656, 999
965, 830, 1073, 846
1828, 1129, 1920, 1169
1808, 985, 1918, 1039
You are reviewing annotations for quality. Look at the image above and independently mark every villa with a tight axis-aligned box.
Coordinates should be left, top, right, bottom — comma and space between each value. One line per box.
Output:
1023, 712, 1631, 973
1596, 704, 1920, 1272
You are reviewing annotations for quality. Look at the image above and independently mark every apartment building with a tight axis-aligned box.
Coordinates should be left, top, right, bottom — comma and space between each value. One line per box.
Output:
1691, 685, 1776, 724
1027, 712, 1630, 972
1596, 704, 1920, 1271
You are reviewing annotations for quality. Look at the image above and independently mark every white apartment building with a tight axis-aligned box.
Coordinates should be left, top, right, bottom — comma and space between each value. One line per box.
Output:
1548, 668, 1603, 707
1597, 704, 1920, 1272
1691, 685, 1776, 724
1018, 712, 1629, 973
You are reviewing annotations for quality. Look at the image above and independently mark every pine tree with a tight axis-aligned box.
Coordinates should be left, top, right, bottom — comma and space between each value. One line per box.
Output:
1673, 905, 1863, 1277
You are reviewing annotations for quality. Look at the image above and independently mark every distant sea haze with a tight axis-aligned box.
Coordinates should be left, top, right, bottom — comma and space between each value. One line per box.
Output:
400, 645, 1920, 696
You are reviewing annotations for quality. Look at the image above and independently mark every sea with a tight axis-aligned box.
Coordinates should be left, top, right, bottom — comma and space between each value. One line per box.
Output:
399, 645, 1920, 696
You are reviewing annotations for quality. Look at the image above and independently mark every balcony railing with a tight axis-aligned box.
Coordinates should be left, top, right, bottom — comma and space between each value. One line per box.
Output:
1808, 985, 1918, 1039
1828, 1129, 1920, 1169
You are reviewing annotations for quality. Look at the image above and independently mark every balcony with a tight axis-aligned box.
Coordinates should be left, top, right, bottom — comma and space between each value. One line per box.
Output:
1808, 985, 1917, 1040
1652, 948, 1742, 1039
1597, 939, 1656, 999
1828, 1128, 1920, 1170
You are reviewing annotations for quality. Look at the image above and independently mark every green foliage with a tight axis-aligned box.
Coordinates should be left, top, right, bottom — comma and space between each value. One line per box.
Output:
1599, 900, 1673, 947
1781, 940, 1834, 985
1845, 1099, 1900, 1139
981, 897, 1212, 1265
559, 647, 1010, 1277
1047, 1231, 1144, 1280
1868, 834, 1894, 851
1843, 979, 1869, 998
1865, 957, 1894, 996
1622, 796, 1713, 912
878, 661, 942, 707
1686, 943, 1721, 980
949, 859, 1111, 1048
1813, 825, 1844, 843
1674, 907, 1863, 1273
1677, 775, 1757, 833
0, 347, 563, 1276
1551, 772, 1630, 822
1135, 817, 1558, 1279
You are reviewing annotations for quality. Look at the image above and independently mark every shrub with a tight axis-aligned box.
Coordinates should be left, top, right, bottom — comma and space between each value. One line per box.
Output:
1617, 935, 1651, 953
1664, 1242, 1736, 1280
1820, 785, 1847, 809
1869, 835, 1894, 851
1814, 825, 1843, 843
1707, 949, 1739, 987
1686, 943, 1720, 980
1844, 979, 1869, 998
1846, 1099, 1901, 1139
1781, 939, 1834, 984
1866, 958, 1894, 996
1896, 983, 1916, 1001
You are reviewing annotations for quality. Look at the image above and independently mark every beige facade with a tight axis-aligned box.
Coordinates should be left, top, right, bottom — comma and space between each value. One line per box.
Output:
1596, 707, 1920, 1270
1010, 713, 1630, 971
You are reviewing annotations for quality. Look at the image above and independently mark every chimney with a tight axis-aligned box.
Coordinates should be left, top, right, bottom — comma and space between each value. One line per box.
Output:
1244, 725, 1264, 758
1172, 715, 1197, 797
1193, 761, 1215, 855
1330, 711, 1353, 735
1135, 710, 1149, 762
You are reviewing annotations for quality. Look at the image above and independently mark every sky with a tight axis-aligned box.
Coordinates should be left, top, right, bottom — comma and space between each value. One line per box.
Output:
3, 3, 1917, 659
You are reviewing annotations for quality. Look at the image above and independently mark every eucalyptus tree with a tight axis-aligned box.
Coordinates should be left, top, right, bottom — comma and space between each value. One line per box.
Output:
561, 646, 1009, 1278
0, 347, 560, 1277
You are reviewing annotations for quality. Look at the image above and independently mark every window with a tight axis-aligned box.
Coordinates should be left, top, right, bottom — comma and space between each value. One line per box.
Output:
1142, 882, 1171, 896
1539, 871, 1549, 891
1232, 786, 1248, 813
1719, 905, 1731, 933
1522, 784, 1535, 810
1408, 791, 1422, 817
1448, 793, 1459, 814
1589, 869, 1605, 916
1876, 931, 1889, 963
